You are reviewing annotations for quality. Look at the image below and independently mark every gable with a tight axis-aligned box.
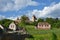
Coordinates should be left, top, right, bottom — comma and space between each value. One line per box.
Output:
9, 22, 16, 31
0, 25, 4, 29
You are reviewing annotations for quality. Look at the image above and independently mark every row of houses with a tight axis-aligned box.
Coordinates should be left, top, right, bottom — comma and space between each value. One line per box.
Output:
0, 22, 26, 34
16, 16, 51, 30
14, 15, 51, 30
0, 15, 51, 31
0, 22, 51, 33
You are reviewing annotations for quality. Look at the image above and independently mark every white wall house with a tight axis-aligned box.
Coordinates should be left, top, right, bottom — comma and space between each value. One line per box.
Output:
9, 22, 16, 31
0, 25, 4, 29
36, 22, 51, 30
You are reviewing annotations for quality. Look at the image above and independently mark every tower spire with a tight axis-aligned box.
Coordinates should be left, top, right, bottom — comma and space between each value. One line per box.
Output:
31, 15, 37, 22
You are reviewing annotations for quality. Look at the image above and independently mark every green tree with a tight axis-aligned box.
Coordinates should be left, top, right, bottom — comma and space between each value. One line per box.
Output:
20, 15, 29, 26
45, 18, 54, 24
45, 18, 60, 28
37, 18, 44, 22
54, 22, 60, 28
55, 18, 59, 23
45, 18, 56, 28
0, 19, 13, 27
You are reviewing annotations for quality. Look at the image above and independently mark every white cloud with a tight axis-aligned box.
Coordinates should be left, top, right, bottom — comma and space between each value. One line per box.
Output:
7, 17, 17, 20
0, 0, 39, 11
27, 2, 60, 18
0, 15, 21, 20
7, 15, 22, 20
0, 15, 5, 20
0, 16, 18, 20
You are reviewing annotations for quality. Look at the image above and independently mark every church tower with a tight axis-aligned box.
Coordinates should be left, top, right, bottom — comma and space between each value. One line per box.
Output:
31, 15, 37, 22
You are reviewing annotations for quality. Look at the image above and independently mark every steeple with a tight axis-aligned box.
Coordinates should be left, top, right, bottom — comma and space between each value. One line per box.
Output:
17, 17, 20, 20
31, 15, 37, 22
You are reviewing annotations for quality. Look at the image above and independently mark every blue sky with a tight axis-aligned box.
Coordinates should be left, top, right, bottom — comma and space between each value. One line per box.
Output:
0, 0, 60, 20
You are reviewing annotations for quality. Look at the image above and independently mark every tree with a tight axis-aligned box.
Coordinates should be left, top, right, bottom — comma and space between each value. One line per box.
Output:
45, 18, 54, 24
37, 18, 44, 22
0, 19, 13, 27
45, 18, 56, 28
54, 22, 60, 28
55, 18, 59, 23
45, 18, 60, 28
20, 15, 29, 25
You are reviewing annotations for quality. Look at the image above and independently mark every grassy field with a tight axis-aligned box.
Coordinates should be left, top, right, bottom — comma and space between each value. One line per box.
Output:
22, 25, 60, 40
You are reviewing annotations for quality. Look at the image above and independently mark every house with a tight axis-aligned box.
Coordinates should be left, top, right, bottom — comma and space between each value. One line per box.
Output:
36, 22, 51, 29
9, 22, 16, 31
8, 22, 26, 31
0, 25, 4, 30
0, 22, 27, 34
0, 25, 5, 35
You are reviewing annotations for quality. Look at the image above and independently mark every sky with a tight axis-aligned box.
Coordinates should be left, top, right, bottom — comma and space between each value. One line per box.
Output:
0, 0, 60, 20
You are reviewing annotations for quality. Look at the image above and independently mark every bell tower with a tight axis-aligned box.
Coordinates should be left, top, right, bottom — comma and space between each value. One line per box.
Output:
31, 15, 37, 22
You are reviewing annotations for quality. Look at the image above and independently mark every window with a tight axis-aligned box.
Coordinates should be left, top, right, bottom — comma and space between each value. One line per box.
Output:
11, 25, 14, 28
12, 25, 14, 28
39, 25, 41, 26
42, 25, 43, 27
11, 25, 12, 28
47, 25, 48, 27
45, 25, 46, 27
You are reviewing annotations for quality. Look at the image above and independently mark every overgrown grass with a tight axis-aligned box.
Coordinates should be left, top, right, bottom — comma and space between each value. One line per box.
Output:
22, 25, 60, 40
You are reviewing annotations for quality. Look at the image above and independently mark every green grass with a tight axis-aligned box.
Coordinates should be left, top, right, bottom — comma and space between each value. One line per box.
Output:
21, 25, 60, 40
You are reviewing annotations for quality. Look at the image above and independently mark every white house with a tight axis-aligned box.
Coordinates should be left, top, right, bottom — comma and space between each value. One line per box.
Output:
9, 22, 16, 31
36, 22, 51, 30
0, 25, 4, 29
